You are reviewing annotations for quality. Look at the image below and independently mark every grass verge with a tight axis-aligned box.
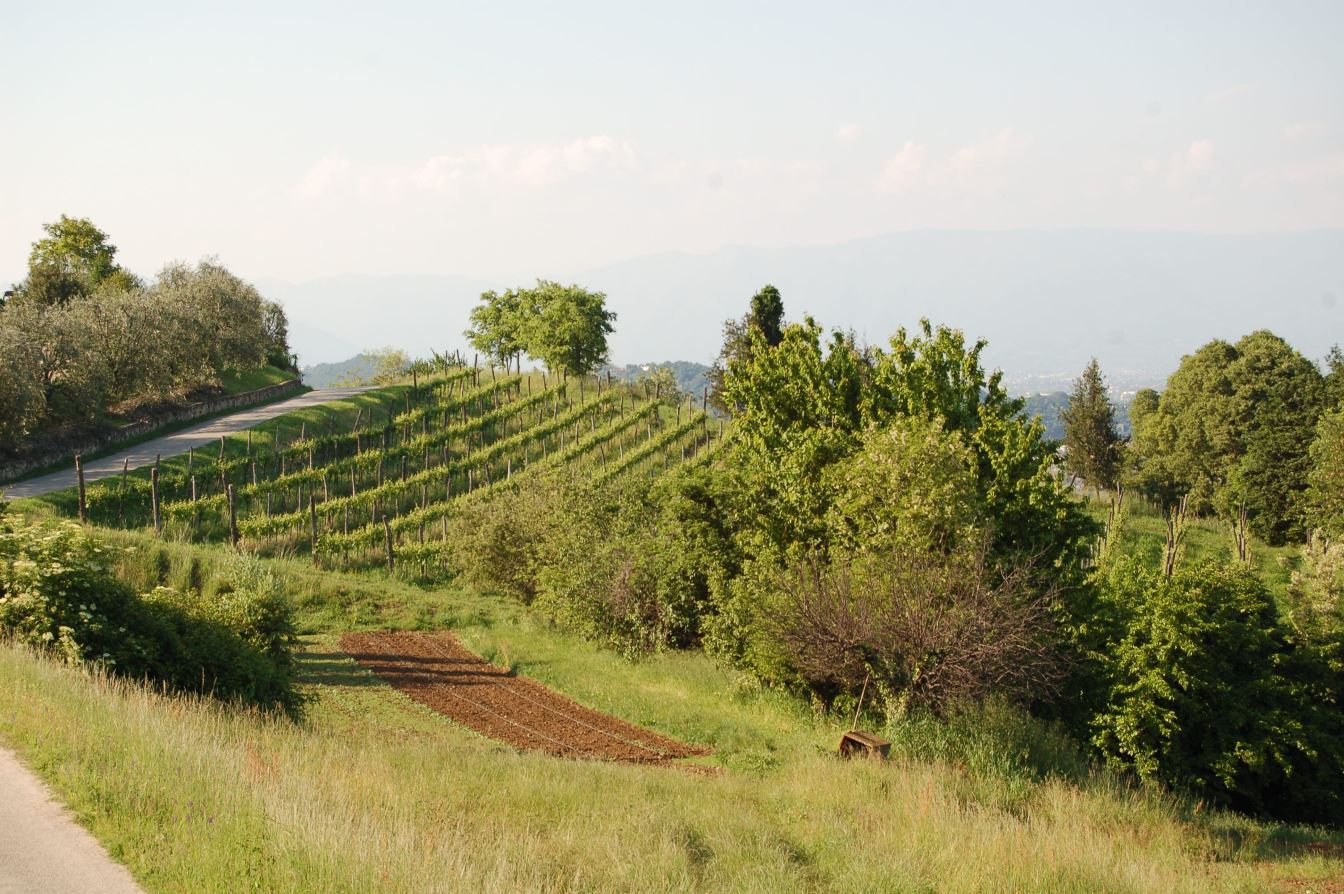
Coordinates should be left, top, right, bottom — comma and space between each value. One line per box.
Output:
1, 519, 1342, 891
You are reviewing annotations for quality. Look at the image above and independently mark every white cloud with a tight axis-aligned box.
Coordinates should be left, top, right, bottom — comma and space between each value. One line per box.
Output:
876, 141, 927, 191
296, 153, 351, 197
876, 129, 1029, 193
1185, 140, 1214, 170
1206, 83, 1253, 103
1166, 140, 1215, 186
836, 123, 862, 143
1284, 121, 1327, 142
296, 137, 638, 200
943, 128, 1030, 178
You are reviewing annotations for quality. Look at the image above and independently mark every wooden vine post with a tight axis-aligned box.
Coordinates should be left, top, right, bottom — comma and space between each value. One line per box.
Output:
118, 458, 129, 524
150, 466, 162, 535
383, 515, 395, 573
226, 484, 239, 549
74, 454, 87, 524
309, 495, 319, 565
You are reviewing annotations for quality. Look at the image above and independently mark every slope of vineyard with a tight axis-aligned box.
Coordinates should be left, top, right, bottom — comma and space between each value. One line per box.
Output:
48, 364, 722, 579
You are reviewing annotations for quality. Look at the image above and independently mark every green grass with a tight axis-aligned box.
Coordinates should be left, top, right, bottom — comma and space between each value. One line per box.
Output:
216, 364, 298, 394
1087, 496, 1303, 600
1, 518, 1342, 892
4, 403, 1341, 891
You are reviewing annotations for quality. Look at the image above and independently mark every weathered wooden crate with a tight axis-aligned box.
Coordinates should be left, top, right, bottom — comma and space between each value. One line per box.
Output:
838, 729, 891, 759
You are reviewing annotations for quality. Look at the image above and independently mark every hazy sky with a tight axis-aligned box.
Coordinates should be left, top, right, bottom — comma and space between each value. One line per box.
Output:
3, 1, 1342, 284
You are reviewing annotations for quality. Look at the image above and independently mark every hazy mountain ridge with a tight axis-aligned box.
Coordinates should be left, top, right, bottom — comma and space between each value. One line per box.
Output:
261, 230, 1343, 386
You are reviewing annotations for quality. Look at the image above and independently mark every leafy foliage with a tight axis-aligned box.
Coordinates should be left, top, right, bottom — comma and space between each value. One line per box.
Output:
464, 287, 527, 369
465, 280, 615, 377
1061, 358, 1121, 493
0, 235, 292, 451
12, 216, 139, 307
1128, 330, 1326, 544
1308, 407, 1344, 537
0, 517, 298, 712
1088, 557, 1344, 825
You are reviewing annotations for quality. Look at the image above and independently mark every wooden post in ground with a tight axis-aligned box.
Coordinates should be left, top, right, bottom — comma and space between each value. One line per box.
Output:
226, 484, 239, 549
150, 467, 162, 535
74, 454, 87, 523
118, 457, 129, 524
309, 495, 319, 564
383, 515, 395, 574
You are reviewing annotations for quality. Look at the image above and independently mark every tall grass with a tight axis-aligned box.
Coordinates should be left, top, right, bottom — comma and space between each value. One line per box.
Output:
1, 503, 1339, 891
5, 641, 1338, 893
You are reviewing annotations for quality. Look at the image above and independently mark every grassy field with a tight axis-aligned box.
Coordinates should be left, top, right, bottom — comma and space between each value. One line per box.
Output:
1086, 494, 1303, 599
2, 518, 1342, 892
216, 364, 298, 394
4, 382, 1341, 892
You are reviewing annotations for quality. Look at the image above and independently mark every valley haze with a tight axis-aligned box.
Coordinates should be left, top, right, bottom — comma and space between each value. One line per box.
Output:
254, 229, 1343, 392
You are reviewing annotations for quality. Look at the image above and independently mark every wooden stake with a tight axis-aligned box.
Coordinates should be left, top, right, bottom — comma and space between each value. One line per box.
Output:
150, 467, 161, 535
227, 484, 239, 548
74, 454, 87, 524
383, 515, 395, 573
309, 495, 319, 563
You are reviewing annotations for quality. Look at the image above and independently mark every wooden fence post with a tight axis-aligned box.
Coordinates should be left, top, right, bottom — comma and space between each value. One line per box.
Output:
309, 495, 319, 564
74, 454, 87, 523
118, 457, 129, 524
226, 484, 239, 549
150, 466, 161, 535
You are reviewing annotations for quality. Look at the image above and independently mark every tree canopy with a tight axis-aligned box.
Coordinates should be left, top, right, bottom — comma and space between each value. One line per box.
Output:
1128, 330, 1326, 544
1061, 358, 1121, 494
13, 216, 140, 307
464, 280, 615, 377
707, 284, 788, 413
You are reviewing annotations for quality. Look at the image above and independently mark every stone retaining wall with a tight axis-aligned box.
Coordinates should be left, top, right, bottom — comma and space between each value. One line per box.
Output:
0, 379, 304, 483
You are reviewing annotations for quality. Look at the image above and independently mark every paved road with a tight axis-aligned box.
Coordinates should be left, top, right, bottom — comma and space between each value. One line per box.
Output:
0, 747, 144, 894
2, 388, 371, 500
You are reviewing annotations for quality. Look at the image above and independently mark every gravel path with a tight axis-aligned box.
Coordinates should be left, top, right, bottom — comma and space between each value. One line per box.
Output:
0, 747, 144, 894
2, 388, 371, 499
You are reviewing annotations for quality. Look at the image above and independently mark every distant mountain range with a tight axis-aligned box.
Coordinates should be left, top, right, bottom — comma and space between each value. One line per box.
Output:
263, 229, 1343, 390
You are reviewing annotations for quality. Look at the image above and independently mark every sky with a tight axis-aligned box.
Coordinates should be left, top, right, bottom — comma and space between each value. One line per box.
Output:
2, 1, 1343, 285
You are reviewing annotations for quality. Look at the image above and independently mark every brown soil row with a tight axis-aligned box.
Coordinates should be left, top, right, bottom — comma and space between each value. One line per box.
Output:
339, 631, 709, 764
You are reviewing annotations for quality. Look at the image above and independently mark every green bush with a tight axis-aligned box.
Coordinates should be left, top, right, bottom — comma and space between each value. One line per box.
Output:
1088, 558, 1344, 824
0, 516, 298, 714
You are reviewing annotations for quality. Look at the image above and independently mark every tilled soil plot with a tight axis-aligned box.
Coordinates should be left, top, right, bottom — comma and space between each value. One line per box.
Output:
340, 631, 709, 764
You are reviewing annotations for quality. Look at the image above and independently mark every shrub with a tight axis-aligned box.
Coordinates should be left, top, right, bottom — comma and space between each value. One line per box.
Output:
1089, 558, 1344, 824
748, 544, 1062, 717
0, 516, 299, 713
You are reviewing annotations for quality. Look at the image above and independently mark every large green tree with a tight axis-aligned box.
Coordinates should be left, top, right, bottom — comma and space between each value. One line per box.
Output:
1061, 359, 1122, 495
1128, 331, 1325, 544
13, 216, 139, 307
707, 317, 1094, 702
464, 288, 527, 370
519, 281, 616, 377
707, 284, 787, 412
1308, 407, 1344, 537
1325, 344, 1344, 411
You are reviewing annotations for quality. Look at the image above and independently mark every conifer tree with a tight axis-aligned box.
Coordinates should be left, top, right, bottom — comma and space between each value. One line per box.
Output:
1061, 358, 1121, 496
